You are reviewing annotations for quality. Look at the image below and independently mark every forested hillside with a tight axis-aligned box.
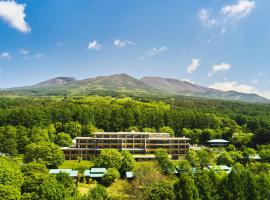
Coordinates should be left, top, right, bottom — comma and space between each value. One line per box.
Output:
1, 96, 270, 199
0, 96, 270, 152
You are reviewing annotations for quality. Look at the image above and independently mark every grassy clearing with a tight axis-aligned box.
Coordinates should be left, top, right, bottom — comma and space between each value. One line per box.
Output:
59, 160, 94, 171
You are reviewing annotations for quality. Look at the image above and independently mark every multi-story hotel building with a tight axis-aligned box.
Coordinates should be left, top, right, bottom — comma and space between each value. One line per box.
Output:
61, 132, 190, 160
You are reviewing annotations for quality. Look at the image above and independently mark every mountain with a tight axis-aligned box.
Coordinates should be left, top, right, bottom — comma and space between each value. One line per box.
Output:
140, 76, 219, 94
1, 74, 269, 103
72, 74, 157, 92
140, 76, 269, 103
33, 77, 76, 88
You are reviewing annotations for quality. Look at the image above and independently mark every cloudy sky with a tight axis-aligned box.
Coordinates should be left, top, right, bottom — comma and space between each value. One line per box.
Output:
0, 0, 269, 98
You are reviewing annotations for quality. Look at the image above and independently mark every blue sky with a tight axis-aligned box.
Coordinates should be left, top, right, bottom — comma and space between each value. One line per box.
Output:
0, 0, 269, 98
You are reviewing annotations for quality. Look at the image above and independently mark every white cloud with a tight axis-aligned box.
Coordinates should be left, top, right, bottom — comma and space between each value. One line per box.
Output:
34, 53, 43, 59
0, 0, 30, 33
221, 0, 256, 20
139, 46, 168, 59
19, 48, 29, 55
148, 46, 168, 56
187, 58, 200, 74
198, 8, 217, 27
259, 91, 270, 99
208, 63, 231, 77
209, 81, 255, 93
259, 72, 263, 76
87, 40, 102, 50
210, 81, 270, 99
0, 52, 11, 60
114, 39, 135, 48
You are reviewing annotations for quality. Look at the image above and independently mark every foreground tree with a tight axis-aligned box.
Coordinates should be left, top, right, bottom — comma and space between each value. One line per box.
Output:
197, 149, 214, 168
194, 170, 221, 200
24, 141, 64, 168
155, 148, 175, 175
85, 184, 108, 200
21, 162, 48, 194
259, 149, 270, 162
55, 172, 78, 198
54, 132, 72, 147
159, 126, 175, 136
0, 184, 21, 200
0, 157, 23, 188
217, 152, 234, 166
174, 174, 199, 200
146, 181, 175, 200
129, 163, 166, 200
82, 123, 104, 137
37, 176, 70, 200
95, 149, 122, 169
101, 168, 120, 186
63, 121, 82, 138
120, 151, 135, 176
177, 160, 193, 175
0, 126, 18, 156
222, 163, 257, 200
186, 150, 200, 168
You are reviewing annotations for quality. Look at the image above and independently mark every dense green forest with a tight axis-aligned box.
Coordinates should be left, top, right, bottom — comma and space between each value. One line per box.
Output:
0, 96, 270, 199
0, 96, 270, 150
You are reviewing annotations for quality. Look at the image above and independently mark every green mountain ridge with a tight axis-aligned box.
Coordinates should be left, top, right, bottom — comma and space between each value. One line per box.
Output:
1, 74, 269, 103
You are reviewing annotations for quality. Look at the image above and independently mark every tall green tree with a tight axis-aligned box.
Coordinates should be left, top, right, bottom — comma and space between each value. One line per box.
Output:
120, 151, 135, 176
159, 126, 175, 136
217, 152, 234, 166
30, 127, 50, 143
195, 171, 221, 200
54, 132, 72, 147
85, 184, 108, 200
63, 121, 82, 138
174, 174, 200, 200
146, 181, 175, 200
95, 149, 122, 169
101, 168, 120, 186
186, 150, 199, 168
0, 126, 18, 156
0, 184, 21, 200
24, 141, 64, 168
16, 125, 30, 153
0, 157, 23, 188
21, 162, 48, 194
155, 148, 175, 175
37, 176, 71, 200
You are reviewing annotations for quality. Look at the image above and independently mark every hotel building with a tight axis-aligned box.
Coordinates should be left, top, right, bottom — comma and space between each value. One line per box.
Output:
61, 132, 190, 160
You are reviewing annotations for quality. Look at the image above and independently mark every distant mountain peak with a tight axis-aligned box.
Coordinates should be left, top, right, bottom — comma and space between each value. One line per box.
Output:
140, 76, 218, 94
33, 77, 76, 88
1, 74, 269, 103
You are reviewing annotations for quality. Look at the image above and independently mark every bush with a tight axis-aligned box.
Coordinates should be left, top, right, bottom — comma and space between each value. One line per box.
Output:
102, 168, 120, 186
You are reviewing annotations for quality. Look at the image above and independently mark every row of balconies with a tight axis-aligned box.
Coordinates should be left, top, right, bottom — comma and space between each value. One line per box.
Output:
76, 138, 188, 144
76, 141, 188, 145
63, 147, 188, 155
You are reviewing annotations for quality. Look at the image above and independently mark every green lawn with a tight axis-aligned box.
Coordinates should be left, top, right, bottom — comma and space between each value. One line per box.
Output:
59, 160, 94, 171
